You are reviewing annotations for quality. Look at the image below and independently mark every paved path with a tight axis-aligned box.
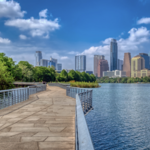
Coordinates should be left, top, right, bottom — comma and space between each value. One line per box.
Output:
0, 86, 76, 150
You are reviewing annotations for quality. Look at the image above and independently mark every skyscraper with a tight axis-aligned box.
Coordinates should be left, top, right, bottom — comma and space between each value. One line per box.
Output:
139, 53, 149, 69
97, 59, 109, 77
131, 55, 145, 77
123, 53, 131, 77
110, 39, 118, 71
35, 51, 42, 66
94, 55, 105, 77
40, 59, 49, 67
57, 63, 62, 71
118, 59, 123, 70
49, 57, 57, 69
75, 55, 86, 72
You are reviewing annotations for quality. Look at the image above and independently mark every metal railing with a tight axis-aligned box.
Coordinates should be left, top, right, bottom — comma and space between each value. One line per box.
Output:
66, 86, 94, 150
0, 84, 46, 110
66, 86, 93, 114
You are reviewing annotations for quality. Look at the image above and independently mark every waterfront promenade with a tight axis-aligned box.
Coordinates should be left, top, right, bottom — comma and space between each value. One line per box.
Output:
0, 86, 75, 150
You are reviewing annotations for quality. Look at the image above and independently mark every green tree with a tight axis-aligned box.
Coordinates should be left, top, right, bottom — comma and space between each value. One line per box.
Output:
18, 61, 34, 82
60, 69, 68, 81
0, 61, 14, 90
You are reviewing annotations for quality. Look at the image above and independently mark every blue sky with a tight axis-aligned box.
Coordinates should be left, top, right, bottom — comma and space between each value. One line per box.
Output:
0, 0, 150, 70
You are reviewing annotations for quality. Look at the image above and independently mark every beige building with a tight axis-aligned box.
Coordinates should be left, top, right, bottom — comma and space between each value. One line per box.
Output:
131, 55, 146, 77
132, 69, 150, 78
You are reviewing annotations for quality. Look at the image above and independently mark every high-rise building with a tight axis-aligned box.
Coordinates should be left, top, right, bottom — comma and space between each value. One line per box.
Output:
97, 59, 109, 77
118, 59, 123, 70
110, 39, 118, 71
49, 57, 57, 69
94, 55, 105, 77
57, 63, 62, 71
40, 59, 49, 67
123, 53, 131, 77
35, 51, 42, 66
139, 53, 149, 69
131, 55, 145, 77
75, 55, 86, 72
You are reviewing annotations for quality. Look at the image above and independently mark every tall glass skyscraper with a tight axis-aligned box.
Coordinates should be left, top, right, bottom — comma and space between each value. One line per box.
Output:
110, 39, 118, 71
75, 55, 86, 72
35, 51, 42, 66
49, 57, 57, 69
139, 53, 149, 69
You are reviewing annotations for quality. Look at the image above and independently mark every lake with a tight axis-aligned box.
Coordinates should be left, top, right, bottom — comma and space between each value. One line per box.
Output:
86, 83, 150, 150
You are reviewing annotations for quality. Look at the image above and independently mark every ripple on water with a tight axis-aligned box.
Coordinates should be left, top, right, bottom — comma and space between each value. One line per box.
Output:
86, 83, 150, 150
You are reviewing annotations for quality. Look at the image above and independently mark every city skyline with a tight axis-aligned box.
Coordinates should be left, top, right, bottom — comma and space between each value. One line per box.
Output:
0, 0, 150, 70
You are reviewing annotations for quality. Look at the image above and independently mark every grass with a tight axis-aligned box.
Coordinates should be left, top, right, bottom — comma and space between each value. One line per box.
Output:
70, 82, 100, 88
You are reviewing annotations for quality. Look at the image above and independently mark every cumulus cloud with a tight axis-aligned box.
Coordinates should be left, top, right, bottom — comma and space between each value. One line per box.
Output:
60, 56, 68, 60
0, 37, 11, 44
5, 16, 60, 38
68, 51, 79, 55
82, 27, 150, 56
137, 17, 150, 24
0, 0, 26, 18
19, 34, 27, 40
39, 9, 48, 18
81, 26, 150, 70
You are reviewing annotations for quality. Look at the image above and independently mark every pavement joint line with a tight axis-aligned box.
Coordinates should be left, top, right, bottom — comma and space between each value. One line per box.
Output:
0, 92, 54, 132
0, 95, 39, 116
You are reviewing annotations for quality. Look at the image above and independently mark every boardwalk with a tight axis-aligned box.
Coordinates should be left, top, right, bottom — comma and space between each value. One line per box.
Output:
0, 86, 76, 150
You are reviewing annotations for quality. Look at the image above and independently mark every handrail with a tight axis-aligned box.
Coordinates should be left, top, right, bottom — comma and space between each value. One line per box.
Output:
0, 84, 46, 110
66, 86, 94, 150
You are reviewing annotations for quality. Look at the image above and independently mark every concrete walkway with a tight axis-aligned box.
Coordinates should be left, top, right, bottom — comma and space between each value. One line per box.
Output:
0, 86, 76, 150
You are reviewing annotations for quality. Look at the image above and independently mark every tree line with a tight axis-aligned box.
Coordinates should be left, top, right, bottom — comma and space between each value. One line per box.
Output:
0, 53, 96, 90
97, 76, 150, 83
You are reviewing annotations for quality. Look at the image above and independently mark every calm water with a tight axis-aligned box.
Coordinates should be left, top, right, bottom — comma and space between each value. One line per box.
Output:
86, 83, 150, 150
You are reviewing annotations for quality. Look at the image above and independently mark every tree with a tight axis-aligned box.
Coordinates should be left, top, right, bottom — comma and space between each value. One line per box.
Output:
18, 61, 34, 82
33, 66, 56, 82
0, 53, 15, 77
0, 61, 14, 90
60, 69, 68, 81
68, 70, 78, 81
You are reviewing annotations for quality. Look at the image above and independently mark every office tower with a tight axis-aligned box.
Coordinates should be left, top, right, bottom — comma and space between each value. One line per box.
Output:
57, 63, 62, 71
97, 59, 109, 77
40, 59, 49, 67
118, 59, 123, 70
49, 57, 57, 69
110, 39, 118, 71
35, 51, 42, 66
123, 53, 131, 77
131, 55, 145, 77
75, 55, 86, 72
94, 55, 105, 77
139, 53, 149, 69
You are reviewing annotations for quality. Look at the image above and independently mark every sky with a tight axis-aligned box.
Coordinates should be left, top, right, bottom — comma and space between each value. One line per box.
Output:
0, 0, 150, 71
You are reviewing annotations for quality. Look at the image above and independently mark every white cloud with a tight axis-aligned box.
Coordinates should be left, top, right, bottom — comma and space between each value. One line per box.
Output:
137, 17, 150, 24
19, 34, 27, 40
5, 16, 60, 38
81, 26, 150, 70
0, 37, 11, 44
60, 56, 68, 60
0, 0, 26, 18
68, 51, 79, 55
39, 9, 48, 18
